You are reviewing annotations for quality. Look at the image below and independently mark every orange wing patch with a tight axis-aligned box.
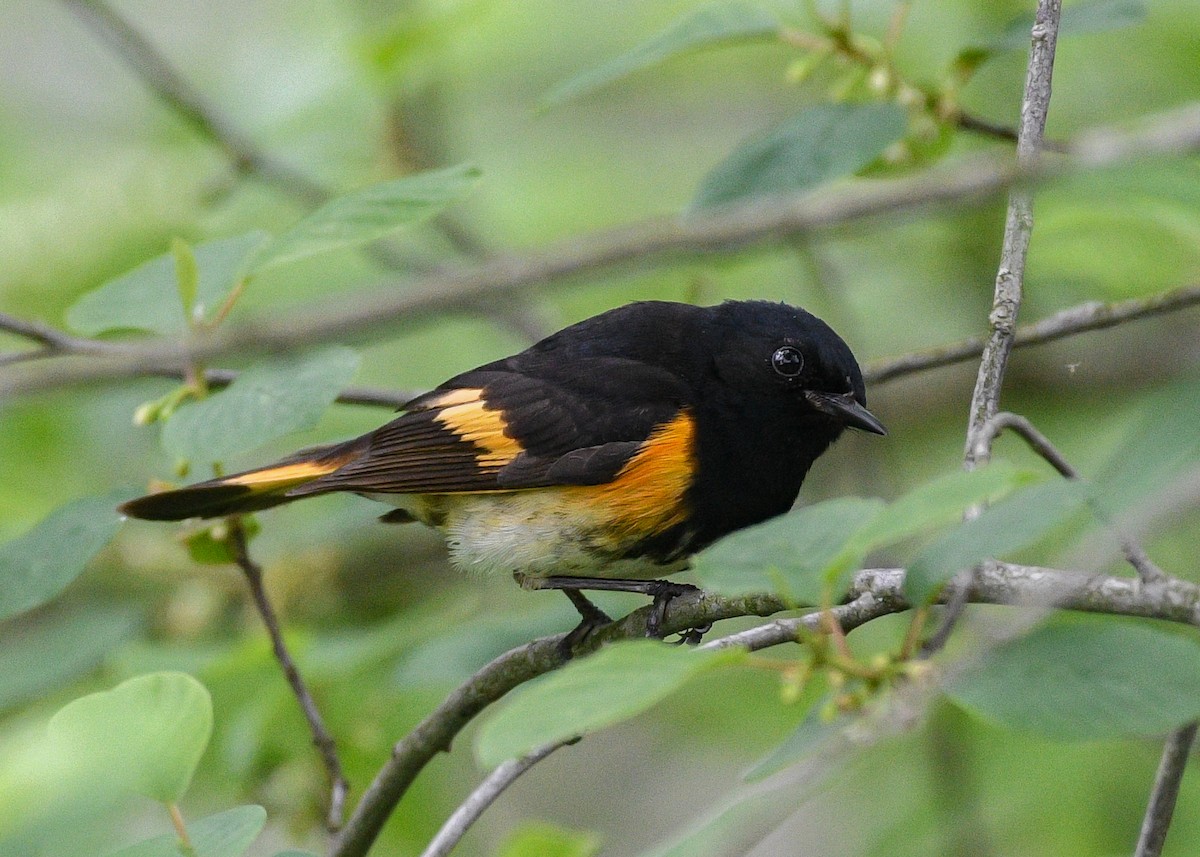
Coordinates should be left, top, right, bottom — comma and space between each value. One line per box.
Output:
433, 395, 524, 468
565, 410, 695, 542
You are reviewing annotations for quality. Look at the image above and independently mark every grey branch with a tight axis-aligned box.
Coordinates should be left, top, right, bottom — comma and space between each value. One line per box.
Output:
963, 0, 1061, 469
862, 282, 1200, 384
6, 284, 1198, 408
227, 520, 350, 830
418, 739, 574, 857
1134, 721, 1199, 857
4, 102, 1200, 401
328, 563, 1200, 857
936, 0, 1062, 658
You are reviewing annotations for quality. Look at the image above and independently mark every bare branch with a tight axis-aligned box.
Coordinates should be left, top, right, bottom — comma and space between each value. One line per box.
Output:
329, 563, 1200, 857
3, 102, 1199, 401
964, 0, 1061, 468
932, 0, 1063, 658
227, 519, 350, 830
418, 739, 574, 857
1134, 721, 1199, 857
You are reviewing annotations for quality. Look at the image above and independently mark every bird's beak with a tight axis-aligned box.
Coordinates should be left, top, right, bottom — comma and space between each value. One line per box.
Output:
804, 390, 887, 435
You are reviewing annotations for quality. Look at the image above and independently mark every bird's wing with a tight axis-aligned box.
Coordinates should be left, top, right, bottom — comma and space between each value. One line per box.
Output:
288, 357, 694, 496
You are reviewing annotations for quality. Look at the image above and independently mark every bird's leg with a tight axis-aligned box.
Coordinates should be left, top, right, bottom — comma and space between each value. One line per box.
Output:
529, 575, 707, 642
514, 573, 613, 654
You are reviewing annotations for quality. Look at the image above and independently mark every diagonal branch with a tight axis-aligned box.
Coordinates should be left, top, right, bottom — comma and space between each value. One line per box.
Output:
4, 102, 1200, 401
59, 0, 327, 205
1134, 721, 1199, 857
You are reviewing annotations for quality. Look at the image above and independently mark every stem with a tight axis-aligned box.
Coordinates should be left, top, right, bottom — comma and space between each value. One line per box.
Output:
1133, 721, 1199, 857
227, 519, 350, 830
168, 802, 195, 853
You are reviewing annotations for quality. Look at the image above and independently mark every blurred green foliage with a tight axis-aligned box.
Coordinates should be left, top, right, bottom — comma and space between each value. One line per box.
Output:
2, 1, 1200, 855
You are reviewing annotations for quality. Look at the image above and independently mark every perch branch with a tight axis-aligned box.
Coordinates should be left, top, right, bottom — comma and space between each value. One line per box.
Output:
329, 563, 1200, 857
5, 100, 1200, 400
227, 519, 349, 830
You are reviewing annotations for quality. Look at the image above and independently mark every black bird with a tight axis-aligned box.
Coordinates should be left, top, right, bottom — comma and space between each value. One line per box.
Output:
121, 300, 885, 638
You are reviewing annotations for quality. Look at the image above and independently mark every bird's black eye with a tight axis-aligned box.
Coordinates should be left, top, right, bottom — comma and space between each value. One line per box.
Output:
771, 346, 804, 377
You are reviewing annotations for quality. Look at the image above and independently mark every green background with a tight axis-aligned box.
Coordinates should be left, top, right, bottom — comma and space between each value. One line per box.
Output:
2, 1, 1199, 855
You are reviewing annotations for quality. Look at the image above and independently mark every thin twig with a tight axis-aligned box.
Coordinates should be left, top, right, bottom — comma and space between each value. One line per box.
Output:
956, 111, 1069, 153
4, 102, 1200, 400
931, 0, 1062, 658
226, 519, 350, 831
418, 739, 574, 857
329, 563, 1200, 857
973, 412, 1168, 583
1134, 721, 1199, 857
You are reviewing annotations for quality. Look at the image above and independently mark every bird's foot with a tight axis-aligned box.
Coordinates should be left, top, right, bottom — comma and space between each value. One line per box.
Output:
643, 580, 702, 639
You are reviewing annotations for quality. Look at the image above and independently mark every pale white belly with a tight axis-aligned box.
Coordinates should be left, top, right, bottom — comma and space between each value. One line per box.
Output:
369, 491, 687, 580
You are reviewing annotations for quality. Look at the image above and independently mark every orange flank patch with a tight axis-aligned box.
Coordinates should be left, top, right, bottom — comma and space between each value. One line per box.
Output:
433, 397, 523, 466
224, 460, 343, 489
566, 410, 695, 542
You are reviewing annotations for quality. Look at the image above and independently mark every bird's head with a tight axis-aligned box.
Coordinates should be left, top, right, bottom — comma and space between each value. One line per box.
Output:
701, 300, 886, 437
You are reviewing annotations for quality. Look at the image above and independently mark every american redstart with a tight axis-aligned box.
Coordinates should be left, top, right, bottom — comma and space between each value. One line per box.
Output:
121, 300, 885, 639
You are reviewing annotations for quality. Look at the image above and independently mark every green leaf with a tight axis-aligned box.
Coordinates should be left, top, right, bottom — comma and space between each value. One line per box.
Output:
691, 103, 907, 210
476, 641, 742, 767
0, 490, 132, 622
541, 3, 780, 108
271, 852, 321, 857
949, 617, 1200, 739
692, 497, 884, 604
248, 164, 481, 273
992, 0, 1146, 50
498, 822, 602, 857
161, 345, 361, 464
848, 461, 1039, 552
66, 232, 266, 336
106, 806, 266, 857
0, 604, 142, 712
904, 479, 1093, 603
1093, 376, 1200, 516
48, 671, 213, 803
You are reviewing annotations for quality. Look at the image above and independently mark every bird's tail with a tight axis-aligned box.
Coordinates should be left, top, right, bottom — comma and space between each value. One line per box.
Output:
119, 439, 365, 521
